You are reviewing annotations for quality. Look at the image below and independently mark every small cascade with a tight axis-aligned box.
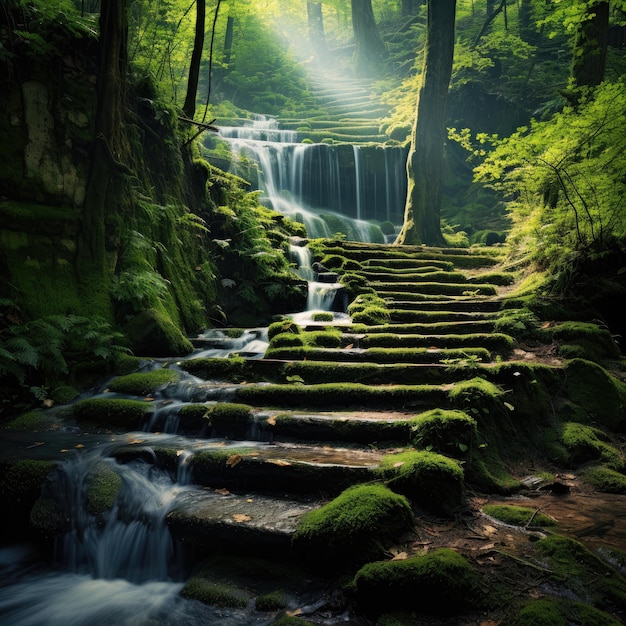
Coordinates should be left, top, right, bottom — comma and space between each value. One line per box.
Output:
53, 453, 181, 583
216, 114, 407, 240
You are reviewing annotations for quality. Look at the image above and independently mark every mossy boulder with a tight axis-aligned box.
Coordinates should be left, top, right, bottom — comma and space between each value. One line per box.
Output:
124, 308, 193, 357
583, 465, 626, 493
180, 578, 250, 608
255, 590, 288, 611
511, 597, 622, 626
86, 461, 123, 516
293, 483, 414, 569
409, 409, 478, 458
73, 398, 153, 429
351, 549, 478, 616
106, 368, 180, 396
377, 451, 465, 516
562, 359, 626, 431
559, 422, 623, 469
268, 319, 301, 341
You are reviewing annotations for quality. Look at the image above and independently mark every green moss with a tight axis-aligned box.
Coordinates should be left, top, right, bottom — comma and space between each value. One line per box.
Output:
377, 450, 465, 515
0, 459, 56, 499
268, 319, 301, 341
180, 578, 249, 608
106, 368, 179, 396
51, 386, 79, 405
559, 422, 623, 469
123, 308, 193, 357
562, 359, 626, 431
583, 465, 626, 493
409, 409, 477, 457
255, 590, 287, 611
73, 398, 152, 429
512, 597, 622, 626
447, 377, 505, 417
3, 411, 58, 431
541, 322, 620, 362
352, 549, 477, 616
30, 495, 65, 536
482, 504, 556, 527
86, 461, 122, 515
293, 483, 414, 568
311, 312, 334, 322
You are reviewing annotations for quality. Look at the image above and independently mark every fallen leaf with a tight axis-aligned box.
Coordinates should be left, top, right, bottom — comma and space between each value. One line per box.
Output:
287, 609, 302, 617
128, 438, 145, 445
176, 450, 184, 457
226, 454, 242, 468
393, 461, 405, 468
43, 399, 54, 408
268, 459, 291, 466
75, 444, 85, 449
266, 415, 277, 426
391, 551, 407, 561
60, 449, 69, 453
344, 344, 353, 349
479, 543, 496, 551
215, 488, 230, 495
233, 514, 251, 523
247, 498, 253, 503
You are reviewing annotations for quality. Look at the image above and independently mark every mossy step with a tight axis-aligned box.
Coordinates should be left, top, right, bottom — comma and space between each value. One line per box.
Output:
351, 320, 499, 334
233, 382, 453, 411
264, 346, 492, 364
355, 332, 514, 352
318, 247, 500, 268
379, 298, 503, 312
360, 261, 456, 271
369, 282, 497, 296
114, 442, 380, 494
298, 131, 387, 143
168, 489, 318, 557
180, 357, 478, 386
384, 310, 500, 324
358, 270, 469, 284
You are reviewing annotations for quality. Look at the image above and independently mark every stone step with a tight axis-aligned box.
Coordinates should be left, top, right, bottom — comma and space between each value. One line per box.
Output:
263, 345, 492, 363
359, 270, 469, 284
113, 441, 380, 495
369, 282, 498, 296
168, 489, 318, 557
378, 298, 504, 312
384, 309, 500, 324
354, 332, 513, 352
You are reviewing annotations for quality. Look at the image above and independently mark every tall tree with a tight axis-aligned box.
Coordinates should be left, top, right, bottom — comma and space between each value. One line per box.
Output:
183, 0, 206, 119
571, 1, 609, 91
79, 0, 129, 270
351, 0, 387, 75
396, 0, 456, 246
307, 2, 328, 57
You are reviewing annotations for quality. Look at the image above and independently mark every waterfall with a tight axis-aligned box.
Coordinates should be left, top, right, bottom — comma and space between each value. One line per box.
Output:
216, 115, 407, 241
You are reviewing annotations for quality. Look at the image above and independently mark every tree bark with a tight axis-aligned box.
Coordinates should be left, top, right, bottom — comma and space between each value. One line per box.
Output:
307, 2, 328, 57
224, 14, 234, 65
402, 0, 424, 16
351, 0, 387, 76
395, 0, 456, 247
78, 0, 128, 270
183, 0, 206, 119
571, 1, 609, 91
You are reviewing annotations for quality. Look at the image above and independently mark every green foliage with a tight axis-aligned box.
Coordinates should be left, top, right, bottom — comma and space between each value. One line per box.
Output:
476, 79, 626, 274
0, 315, 129, 413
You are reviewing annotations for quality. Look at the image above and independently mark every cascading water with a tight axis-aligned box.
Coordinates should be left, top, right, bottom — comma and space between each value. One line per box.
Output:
217, 115, 406, 241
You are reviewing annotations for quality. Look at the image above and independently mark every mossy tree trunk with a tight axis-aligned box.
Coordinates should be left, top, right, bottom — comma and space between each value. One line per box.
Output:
307, 2, 328, 57
396, 0, 456, 247
402, 0, 424, 16
351, 0, 387, 75
78, 0, 128, 273
183, 0, 206, 120
224, 14, 234, 64
571, 1, 609, 91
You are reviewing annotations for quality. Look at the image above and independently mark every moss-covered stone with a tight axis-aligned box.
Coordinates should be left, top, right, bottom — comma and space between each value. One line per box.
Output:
180, 578, 250, 608
255, 590, 288, 611
3, 411, 58, 431
106, 368, 180, 396
559, 422, 623, 469
482, 504, 556, 527
293, 483, 414, 568
409, 409, 478, 458
511, 598, 622, 626
73, 398, 153, 429
351, 549, 478, 616
86, 461, 122, 516
562, 359, 626, 431
124, 308, 194, 357
583, 465, 626, 493
268, 319, 301, 341
376, 451, 465, 515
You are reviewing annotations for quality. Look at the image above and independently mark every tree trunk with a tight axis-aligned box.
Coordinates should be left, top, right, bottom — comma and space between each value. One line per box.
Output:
224, 14, 234, 64
395, 0, 456, 247
183, 0, 206, 119
351, 0, 387, 76
402, 0, 423, 16
571, 1, 609, 91
307, 2, 328, 57
78, 0, 128, 270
